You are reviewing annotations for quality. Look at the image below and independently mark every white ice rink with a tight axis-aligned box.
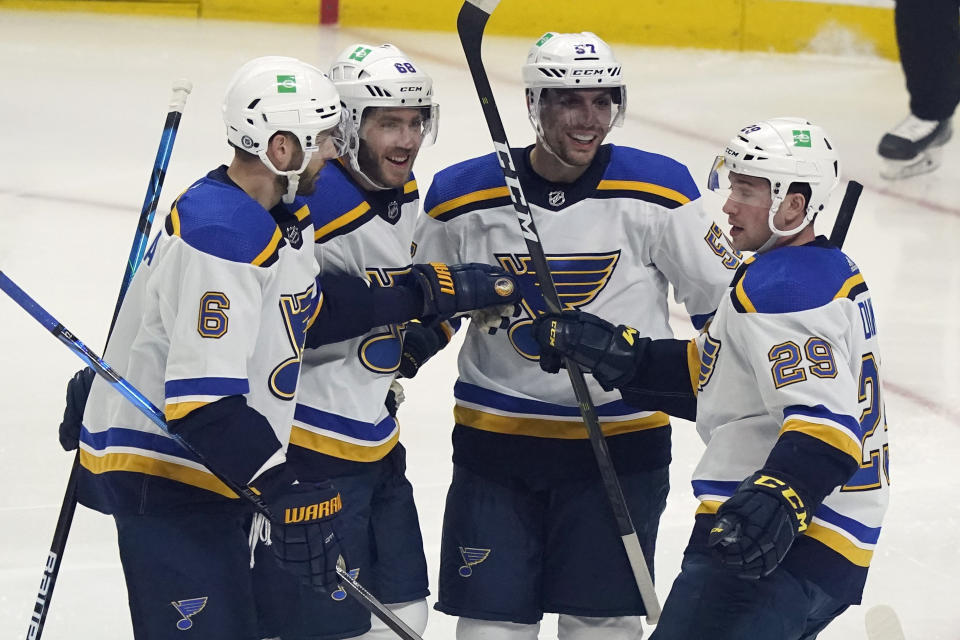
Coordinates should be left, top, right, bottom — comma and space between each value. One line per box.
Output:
1, 10, 958, 639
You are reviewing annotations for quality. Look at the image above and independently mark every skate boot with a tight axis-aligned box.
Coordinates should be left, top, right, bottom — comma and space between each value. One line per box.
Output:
878, 114, 952, 179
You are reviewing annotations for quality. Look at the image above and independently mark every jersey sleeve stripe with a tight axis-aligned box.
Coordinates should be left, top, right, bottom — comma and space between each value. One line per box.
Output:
404, 179, 418, 194
427, 186, 510, 219
314, 200, 371, 241
251, 226, 283, 266
79, 449, 236, 498
165, 400, 211, 421
686, 339, 701, 396
596, 179, 691, 206
164, 377, 250, 399
289, 426, 400, 462
780, 418, 863, 463
834, 273, 866, 300
805, 522, 873, 567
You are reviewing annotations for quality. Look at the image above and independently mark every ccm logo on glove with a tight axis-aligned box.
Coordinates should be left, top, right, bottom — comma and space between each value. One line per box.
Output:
753, 475, 807, 531
285, 493, 342, 524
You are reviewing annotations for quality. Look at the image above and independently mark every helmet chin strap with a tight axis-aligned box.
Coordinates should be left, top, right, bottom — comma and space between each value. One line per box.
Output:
756, 196, 813, 254
345, 127, 393, 192
259, 151, 312, 204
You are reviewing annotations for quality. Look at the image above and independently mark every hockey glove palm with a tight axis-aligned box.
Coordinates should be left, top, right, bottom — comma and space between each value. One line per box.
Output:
411, 262, 520, 323
59, 367, 95, 451
708, 471, 810, 579
531, 311, 649, 391
259, 470, 346, 593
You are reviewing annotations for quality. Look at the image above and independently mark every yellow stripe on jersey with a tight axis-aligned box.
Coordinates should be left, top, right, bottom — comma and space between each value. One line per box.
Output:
251, 227, 283, 266
289, 425, 399, 462
734, 275, 757, 313
834, 273, 866, 300
165, 400, 210, 422
687, 339, 701, 397
696, 500, 722, 515
454, 407, 670, 439
404, 179, 418, 194
314, 201, 371, 241
293, 204, 310, 221
79, 449, 237, 498
427, 186, 511, 219
779, 418, 862, 463
169, 205, 182, 237
805, 522, 874, 567
596, 179, 691, 206
307, 291, 324, 329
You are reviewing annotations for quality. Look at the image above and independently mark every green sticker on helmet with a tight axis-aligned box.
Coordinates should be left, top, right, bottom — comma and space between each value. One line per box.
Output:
536, 33, 554, 47
349, 46, 372, 62
277, 75, 297, 93
793, 130, 811, 147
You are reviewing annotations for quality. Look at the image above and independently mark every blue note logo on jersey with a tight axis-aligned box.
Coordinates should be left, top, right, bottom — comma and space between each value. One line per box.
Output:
697, 332, 722, 392
458, 547, 491, 577
495, 251, 621, 360
330, 568, 360, 601
357, 267, 413, 373
171, 597, 207, 630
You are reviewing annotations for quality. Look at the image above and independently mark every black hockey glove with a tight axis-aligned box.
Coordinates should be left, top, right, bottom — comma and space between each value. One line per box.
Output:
59, 367, 95, 451
531, 311, 649, 391
708, 471, 811, 579
410, 262, 520, 324
399, 321, 446, 378
255, 465, 347, 593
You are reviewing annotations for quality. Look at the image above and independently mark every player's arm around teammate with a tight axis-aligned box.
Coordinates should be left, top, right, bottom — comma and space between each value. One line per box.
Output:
252, 44, 520, 640
534, 119, 888, 640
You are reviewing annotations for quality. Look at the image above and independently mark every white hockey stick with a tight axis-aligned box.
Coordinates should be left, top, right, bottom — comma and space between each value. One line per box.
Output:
865, 605, 906, 640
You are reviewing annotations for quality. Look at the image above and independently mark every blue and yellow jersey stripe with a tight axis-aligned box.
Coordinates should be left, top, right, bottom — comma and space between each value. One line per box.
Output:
780, 404, 864, 464
163, 376, 249, 422
289, 403, 399, 462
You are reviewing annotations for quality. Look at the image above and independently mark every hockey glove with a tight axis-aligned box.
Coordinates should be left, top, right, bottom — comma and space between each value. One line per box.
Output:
410, 262, 520, 324
399, 320, 447, 378
256, 466, 346, 593
59, 367, 95, 451
385, 380, 405, 418
531, 311, 649, 391
708, 471, 811, 579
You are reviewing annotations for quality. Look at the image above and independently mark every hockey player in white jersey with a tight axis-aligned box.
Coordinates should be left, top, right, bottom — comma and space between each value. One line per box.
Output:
409, 32, 740, 640
253, 44, 522, 640
533, 118, 888, 640
61, 57, 354, 640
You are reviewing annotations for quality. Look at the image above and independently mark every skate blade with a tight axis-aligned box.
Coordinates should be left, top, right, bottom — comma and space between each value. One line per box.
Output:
864, 604, 905, 640
880, 146, 943, 180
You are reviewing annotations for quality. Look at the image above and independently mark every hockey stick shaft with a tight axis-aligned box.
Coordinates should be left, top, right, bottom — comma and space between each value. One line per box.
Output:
830, 180, 862, 249
0, 272, 422, 640
26, 80, 192, 640
456, 0, 660, 623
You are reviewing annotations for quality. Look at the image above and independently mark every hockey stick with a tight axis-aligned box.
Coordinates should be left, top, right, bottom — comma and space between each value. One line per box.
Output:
456, 0, 661, 623
0, 272, 423, 640
864, 604, 906, 640
830, 180, 863, 249
26, 80, 192, 640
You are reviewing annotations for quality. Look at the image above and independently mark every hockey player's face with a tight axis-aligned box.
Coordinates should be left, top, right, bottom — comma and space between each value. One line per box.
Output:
723, 173, 774, 251
357, 107, 427, 188
538, 88, 613, 166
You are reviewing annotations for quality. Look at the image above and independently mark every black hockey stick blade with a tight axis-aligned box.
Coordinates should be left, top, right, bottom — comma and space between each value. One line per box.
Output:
830, 180, 862, 249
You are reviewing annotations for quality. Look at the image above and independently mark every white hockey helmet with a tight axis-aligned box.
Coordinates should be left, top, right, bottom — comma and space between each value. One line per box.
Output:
708, 117, 840, 251
522, 31, 627, 139
223, 56, 347, 202
329, 43, 438, 188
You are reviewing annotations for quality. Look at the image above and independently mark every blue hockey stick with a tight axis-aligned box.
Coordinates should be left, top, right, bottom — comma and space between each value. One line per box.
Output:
25, 80, 191, 640
0, 272, 423, 640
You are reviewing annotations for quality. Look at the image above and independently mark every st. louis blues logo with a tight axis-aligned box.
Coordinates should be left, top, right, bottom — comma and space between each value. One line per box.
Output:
697, 332, 722, 392
331, 568, 360, 601
495, 251, 621, 360
458, 547, 490, 577
171, 597, 207, 631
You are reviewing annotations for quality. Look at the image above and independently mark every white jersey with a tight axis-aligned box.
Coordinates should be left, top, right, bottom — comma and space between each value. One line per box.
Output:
691, 239, 888, 602
413, 144, 739, 463
79, 167, 319, 514
291, 160, 419, 465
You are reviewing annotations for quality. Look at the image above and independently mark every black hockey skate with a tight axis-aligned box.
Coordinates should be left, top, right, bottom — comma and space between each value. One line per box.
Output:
878, 114, 952, 179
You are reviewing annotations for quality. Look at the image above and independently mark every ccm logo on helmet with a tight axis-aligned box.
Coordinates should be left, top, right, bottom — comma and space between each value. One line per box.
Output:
571, 68, 606, 76
399, 86, 423, 92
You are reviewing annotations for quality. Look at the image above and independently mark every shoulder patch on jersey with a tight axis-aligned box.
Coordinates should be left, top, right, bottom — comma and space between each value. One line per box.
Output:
167, 178, 285, 267
305, 161, 379, 243
730, 245, 865, 314
424, 153, 512, 222
594, 145, 700, 209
